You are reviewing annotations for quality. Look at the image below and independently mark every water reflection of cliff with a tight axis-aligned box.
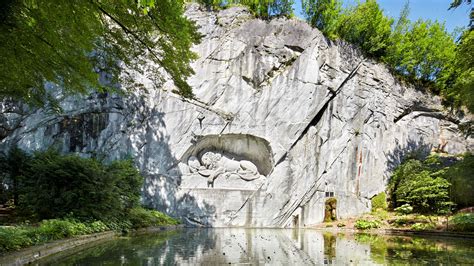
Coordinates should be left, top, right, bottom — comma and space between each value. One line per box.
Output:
37, 229, 474, 265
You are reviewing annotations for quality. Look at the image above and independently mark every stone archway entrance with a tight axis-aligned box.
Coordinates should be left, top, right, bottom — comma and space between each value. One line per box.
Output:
324, 198, 337, 222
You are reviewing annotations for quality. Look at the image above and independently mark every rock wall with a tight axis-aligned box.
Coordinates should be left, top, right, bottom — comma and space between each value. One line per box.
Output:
0, 4, 472, 227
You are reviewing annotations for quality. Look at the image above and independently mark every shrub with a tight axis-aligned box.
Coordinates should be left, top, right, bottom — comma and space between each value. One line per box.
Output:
0, 219, 113, 254
371, 192, 388, 211
451, 213, 474, 232
389, 156, 454, 214
354, 219, 381, 230
88, 221, 109, 233
0, 227, 32, 253
446, 154, 474, 208
36, 219, 92, 240
392, 217, 411, 227
411, 223, 435, 231
15, 150, 143, 222
127, 207, 179, 229
394, 204, 413, 215
372, 209, 389, 220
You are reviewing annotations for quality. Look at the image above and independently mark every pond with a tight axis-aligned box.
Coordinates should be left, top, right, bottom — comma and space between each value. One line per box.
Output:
35, 228, 474, 265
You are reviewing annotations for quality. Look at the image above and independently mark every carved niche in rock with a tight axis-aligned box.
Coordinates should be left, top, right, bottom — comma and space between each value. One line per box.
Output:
186, 151, 264, 188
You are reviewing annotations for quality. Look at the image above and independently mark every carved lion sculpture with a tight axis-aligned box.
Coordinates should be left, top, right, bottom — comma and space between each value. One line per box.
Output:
187, 151, 263, 187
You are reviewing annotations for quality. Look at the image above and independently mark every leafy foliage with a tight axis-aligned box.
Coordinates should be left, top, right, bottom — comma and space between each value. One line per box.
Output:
446, 153, 474, 208
127, 207, 179, 229
0, 147, 31, 205
410, 222, 435, 231
354, 219, 381, 230
300, 0, 470, 111
449, 0, 473, 27
371, 192, 388, 211
301, 0, 341, 39
389, 156, 455, 214
396, 170, 452, 214
0, 0, 200, 105
336, 0, 393, 57
14, 150, 142, 222
390, 153, 474, 215
443, 30, 474, 112
384, 16, 456, 90
388, 153, 474, 214
193, 0, 294, 18
0, 219, 109, 253
394, 204, 413, 215
451, 213, 474, 232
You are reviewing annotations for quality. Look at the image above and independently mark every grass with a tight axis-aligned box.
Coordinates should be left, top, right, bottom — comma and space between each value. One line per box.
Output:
0, 219, 109, 253
319, 210, 474, 233
0, 208, 180, 254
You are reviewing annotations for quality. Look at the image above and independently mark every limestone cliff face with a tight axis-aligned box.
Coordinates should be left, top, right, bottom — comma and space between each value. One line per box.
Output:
1, 4, 472, 227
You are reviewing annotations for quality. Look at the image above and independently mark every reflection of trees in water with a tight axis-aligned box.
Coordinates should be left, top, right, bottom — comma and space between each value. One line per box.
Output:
354, 233, 474, 264
39, 231, 179, 265
40, 230, 218, 265
39, 230, 474, 265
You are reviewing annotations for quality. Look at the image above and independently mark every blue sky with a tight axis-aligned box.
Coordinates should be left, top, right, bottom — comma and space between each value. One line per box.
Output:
293, 0, 472, 33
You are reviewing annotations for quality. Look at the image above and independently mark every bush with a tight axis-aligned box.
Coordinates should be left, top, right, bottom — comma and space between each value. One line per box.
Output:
0, 219, 112, 254
411, 222, 435, 231
127, 207, 179, 229
451, 213, 474, 232
372, 209, 389, 220
88, 221, 109, 233
392, 217, 411, 227
0, 227, 32, 252
36, 219, 88, 239
10, 149, 143, 222
354, 219, 381, 230
389, 156, 454, 214
371, 192, 388, 211
394, 204, 413, 215
446, 154, 474, 208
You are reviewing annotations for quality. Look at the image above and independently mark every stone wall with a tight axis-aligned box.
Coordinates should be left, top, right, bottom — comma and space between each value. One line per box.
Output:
0, 4, 472, 227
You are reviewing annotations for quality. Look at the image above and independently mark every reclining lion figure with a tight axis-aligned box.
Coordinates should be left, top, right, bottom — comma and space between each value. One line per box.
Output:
187, 151, 263, 187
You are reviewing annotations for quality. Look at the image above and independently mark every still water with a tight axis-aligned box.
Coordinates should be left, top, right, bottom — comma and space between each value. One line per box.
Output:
37, 228, 474, 265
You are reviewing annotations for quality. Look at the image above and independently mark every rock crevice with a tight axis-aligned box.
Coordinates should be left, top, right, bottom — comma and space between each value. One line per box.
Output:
0, 4, 472, 227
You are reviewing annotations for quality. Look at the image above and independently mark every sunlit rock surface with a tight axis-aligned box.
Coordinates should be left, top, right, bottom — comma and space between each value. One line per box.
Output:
0, 4, 472, 227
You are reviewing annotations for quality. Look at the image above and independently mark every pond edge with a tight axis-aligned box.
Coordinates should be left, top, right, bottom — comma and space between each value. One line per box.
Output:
0, 225, 183, 265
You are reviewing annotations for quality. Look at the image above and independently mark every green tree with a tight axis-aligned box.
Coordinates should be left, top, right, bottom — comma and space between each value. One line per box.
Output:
222, 0, 293, 18
269, 0, 295, 18
389, 156, 455, 214
194, 0, 224, 10
448, 0, 473, 28
18, 150, 143, 221
388, 159, 424, 208
301, 0, 342, 39
449, 0, 472, 8
383, 1, 410, 71
383, 5, 456, 91
446, 154, 474, 208
395, 170, 452, 214
0, 148, 31, 206
443, 30, 474, 111
0, 0, 200, 106
336, 0, 393, 57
